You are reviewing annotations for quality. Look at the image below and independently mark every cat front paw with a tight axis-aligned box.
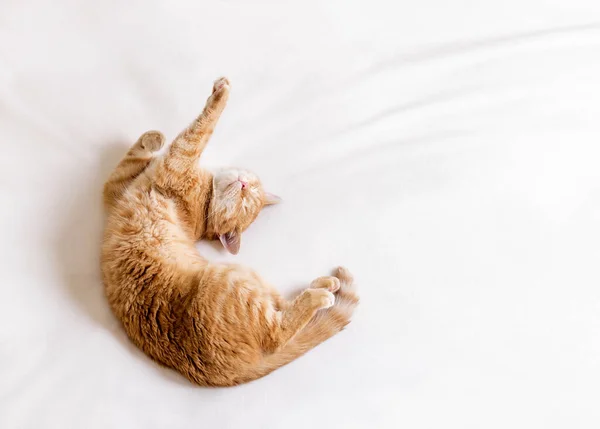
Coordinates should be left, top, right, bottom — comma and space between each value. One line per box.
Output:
138, 130, 165, 152
213, 77, 230, 93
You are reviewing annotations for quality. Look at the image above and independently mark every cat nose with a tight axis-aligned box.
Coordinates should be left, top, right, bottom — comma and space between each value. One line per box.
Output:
238, 180, 248, 189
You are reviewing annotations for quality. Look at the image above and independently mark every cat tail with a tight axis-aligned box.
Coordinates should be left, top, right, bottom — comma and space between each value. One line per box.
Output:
243, 267, 359, 383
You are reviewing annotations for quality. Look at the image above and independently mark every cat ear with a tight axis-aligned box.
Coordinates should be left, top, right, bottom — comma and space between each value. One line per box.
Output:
264, 192, 282, 206
219, 231, 241, 255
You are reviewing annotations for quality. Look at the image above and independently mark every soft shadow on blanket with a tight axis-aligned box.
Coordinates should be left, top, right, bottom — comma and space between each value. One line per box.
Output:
56, 141, 190, 387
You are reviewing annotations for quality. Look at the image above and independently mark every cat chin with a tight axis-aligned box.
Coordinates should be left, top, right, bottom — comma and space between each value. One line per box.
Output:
213, 168, 257, 189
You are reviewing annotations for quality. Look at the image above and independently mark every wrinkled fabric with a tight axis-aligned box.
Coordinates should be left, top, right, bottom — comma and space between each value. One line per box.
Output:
1, 1, 600, 428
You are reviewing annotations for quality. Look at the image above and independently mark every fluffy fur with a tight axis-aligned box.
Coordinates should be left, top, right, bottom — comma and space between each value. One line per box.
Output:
101, 78, 359, 386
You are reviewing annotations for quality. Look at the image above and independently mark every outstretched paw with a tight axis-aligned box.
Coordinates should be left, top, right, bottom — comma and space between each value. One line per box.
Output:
213, 77, 230, 93
205, 77, 231, 109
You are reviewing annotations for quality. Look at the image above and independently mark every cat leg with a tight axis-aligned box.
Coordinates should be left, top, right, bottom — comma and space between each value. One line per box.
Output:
162, 77, 230, 172
103, 130, 165, 208
267, 286, 336, 352
271, 271, 356, 350
151, 78, 230, 237
310, 276, 341, 292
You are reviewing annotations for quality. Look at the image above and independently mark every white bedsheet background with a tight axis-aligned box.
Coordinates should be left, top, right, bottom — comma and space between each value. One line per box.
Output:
1, 1, 600, 428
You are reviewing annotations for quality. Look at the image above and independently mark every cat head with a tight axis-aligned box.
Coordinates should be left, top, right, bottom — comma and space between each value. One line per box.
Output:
206, 168, 281, 254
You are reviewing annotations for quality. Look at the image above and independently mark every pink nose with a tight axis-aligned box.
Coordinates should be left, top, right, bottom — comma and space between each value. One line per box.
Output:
239, 180, 248, 189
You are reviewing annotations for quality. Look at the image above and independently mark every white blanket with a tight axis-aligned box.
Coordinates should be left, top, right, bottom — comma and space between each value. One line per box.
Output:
2, 1, 600, 428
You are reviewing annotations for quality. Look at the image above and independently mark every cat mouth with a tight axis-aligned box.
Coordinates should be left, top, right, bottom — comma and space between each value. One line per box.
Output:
228, 180, 247, 191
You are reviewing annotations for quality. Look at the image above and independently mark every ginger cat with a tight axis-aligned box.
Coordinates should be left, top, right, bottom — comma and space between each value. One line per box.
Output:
101, 78, 359, 386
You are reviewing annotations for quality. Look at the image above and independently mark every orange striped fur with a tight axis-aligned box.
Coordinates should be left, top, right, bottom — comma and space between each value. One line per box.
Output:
101, 78, 359, 386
